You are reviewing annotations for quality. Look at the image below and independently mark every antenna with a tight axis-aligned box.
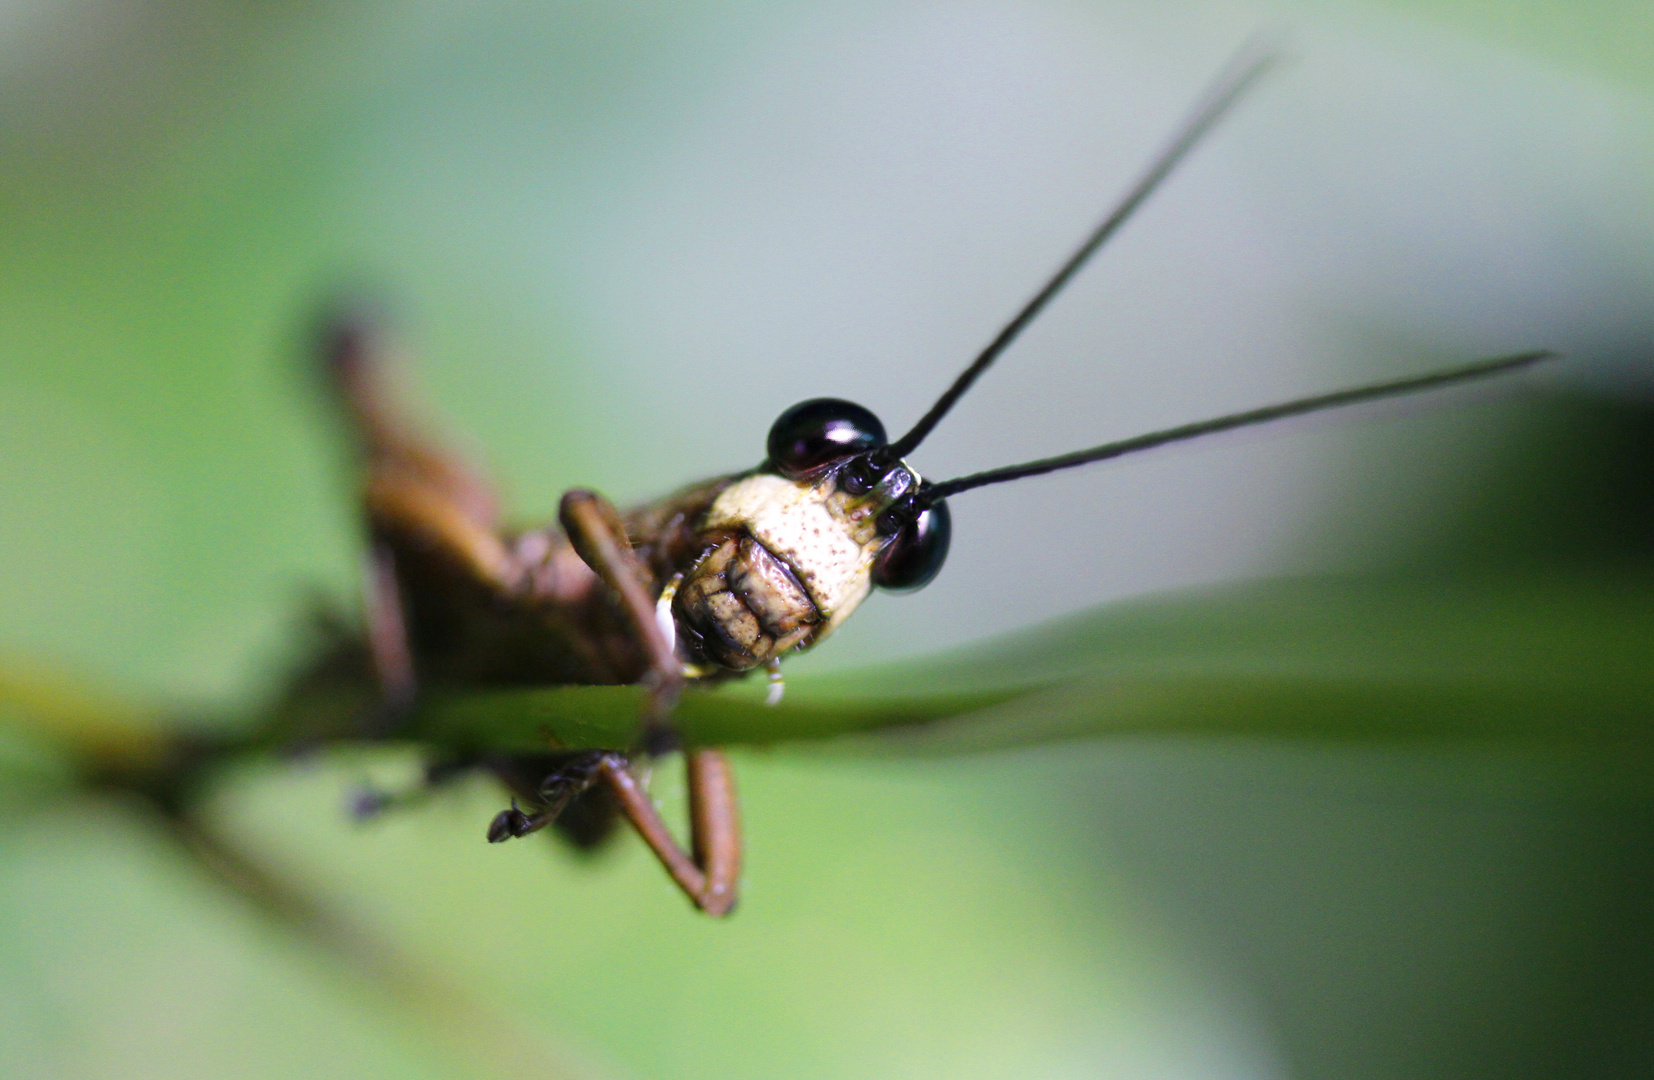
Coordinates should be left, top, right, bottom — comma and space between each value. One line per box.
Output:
920, 350, 1555, 503
885, 40, 1281, 461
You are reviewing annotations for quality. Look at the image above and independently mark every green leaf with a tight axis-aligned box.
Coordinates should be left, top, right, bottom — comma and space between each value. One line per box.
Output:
413, 566, 1654, 755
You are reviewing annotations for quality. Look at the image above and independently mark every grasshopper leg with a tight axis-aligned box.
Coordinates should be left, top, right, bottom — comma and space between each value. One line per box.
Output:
362, 541, 417, 716
362, 470, 520, 593
486, 751, 612, 842
319, 305, 500, 528
558, 489, 740, 915
484, 749, 740, 916
558, 489, 682, 739
597, 750, 740, 916
685, 748, 741, 913
318, 307, 522, 711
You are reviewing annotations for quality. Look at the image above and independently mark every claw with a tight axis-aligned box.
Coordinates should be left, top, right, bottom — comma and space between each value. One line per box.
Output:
486, 802, 530, 843
488, 753, 629, 844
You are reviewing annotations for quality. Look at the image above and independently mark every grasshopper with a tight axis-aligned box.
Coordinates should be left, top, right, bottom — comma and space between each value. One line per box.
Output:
322, 48, 1550, 915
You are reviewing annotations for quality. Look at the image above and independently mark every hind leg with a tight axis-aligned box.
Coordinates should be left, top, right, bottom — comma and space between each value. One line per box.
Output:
317, 307, 520, 706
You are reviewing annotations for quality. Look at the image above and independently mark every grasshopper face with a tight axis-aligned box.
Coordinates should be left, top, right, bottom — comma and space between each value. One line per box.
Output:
670, 398, 951, 672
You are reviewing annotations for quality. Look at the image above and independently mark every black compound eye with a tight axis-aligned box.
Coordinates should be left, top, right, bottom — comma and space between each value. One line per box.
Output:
767, 398, 886, 479
872, 500, 951, 592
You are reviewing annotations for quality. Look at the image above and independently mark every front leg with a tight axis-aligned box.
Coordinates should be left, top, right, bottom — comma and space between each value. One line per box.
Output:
558, 489, 682, 744
597, 750, 740, 917
556, 489, 741, 916
486, 748, 740, 917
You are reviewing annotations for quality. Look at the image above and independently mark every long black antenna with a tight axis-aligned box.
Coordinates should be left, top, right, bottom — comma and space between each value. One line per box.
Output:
921, 350, 1555, 502
885, 41, 1281, 461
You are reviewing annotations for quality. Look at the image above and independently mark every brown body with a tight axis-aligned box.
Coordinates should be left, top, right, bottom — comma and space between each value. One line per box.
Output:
378, 471, 732, 690
326, 317, 745, 915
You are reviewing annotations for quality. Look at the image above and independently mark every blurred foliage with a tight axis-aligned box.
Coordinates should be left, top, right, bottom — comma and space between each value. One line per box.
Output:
1376, 0, 1654, 91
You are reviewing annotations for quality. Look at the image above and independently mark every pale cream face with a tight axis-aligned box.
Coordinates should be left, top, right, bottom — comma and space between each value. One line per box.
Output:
699, 464, 915, 643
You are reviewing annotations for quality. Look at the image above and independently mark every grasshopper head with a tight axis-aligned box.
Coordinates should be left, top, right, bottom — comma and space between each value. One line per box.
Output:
655, 50, 1550, 679
672, 398, 950, 672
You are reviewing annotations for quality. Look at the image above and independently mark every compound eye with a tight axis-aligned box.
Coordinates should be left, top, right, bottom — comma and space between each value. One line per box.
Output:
767, 398, 887, 479
872, 500, 951, 592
